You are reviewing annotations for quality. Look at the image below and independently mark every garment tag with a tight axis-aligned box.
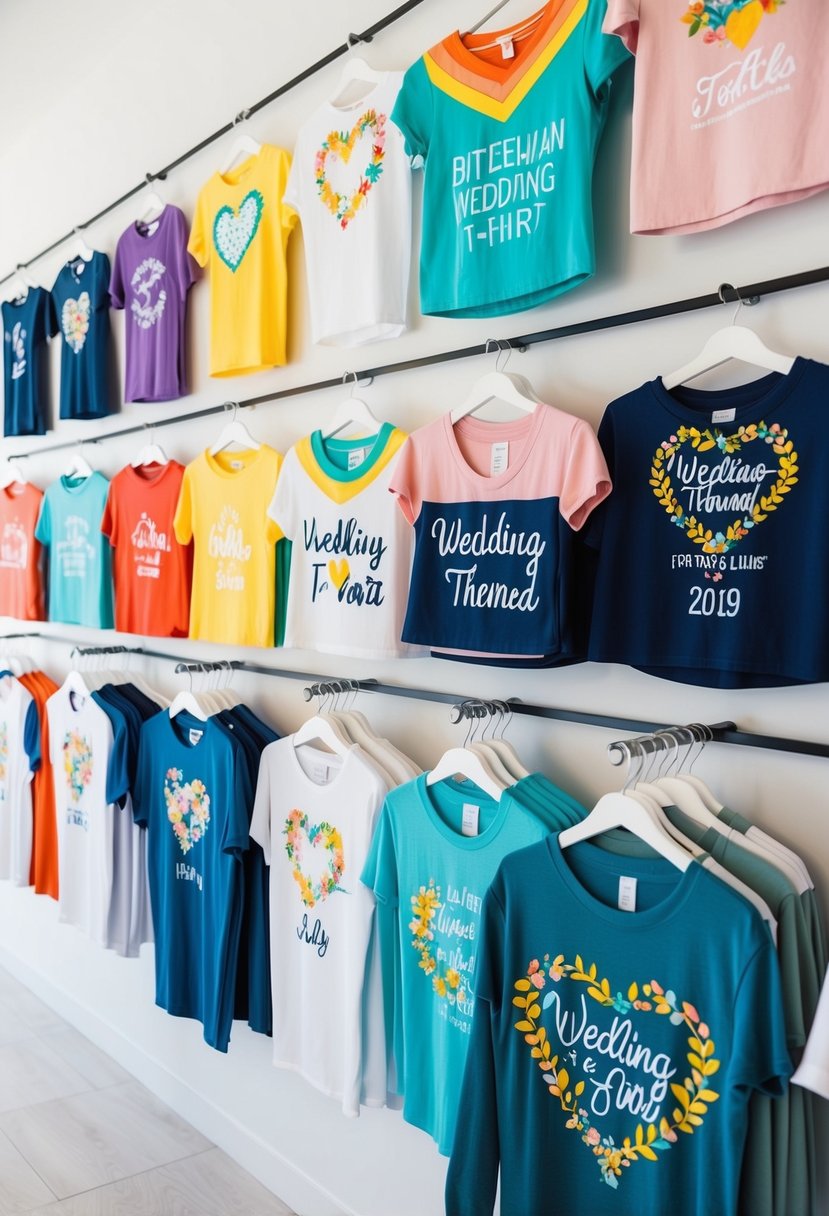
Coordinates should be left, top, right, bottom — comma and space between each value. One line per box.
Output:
490, 441, 509, 475
188, 728, 203, 746
618, 876, 637, 912
230, 459, 244, 471
462, 803, 480, 837
497, 34, 515, 59
347, 447, 368, 471
312, 761, 330, 785
712, 408, 736, 424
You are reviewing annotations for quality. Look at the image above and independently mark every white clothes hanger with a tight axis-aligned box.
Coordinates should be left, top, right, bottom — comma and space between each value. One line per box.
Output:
292, 711, 353, 756
63, 449, 94, 481
478, 700, 530, 780
451, 340, 538, 423
6, 265, 38, 302
131, 423, 169, 468
323, 372, 382, 440
329, 38, 384, 107
218, 110, 262, 176
458, 703, 518, 787
0, 458, 27, 488
65, 228, 95, 265
168, 690, 208, 723
662, 285, 794, 390
137, 174, 166, 226
209, 403, 261, 455
426, 740, 506, 803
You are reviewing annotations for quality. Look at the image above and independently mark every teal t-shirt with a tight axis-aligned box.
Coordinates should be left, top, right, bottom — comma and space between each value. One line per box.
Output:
446, 836, 791, 1216
391, 0, 629, 317
34, 472, 113, 628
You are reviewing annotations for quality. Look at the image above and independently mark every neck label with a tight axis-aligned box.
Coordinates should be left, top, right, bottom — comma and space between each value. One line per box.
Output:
618, 875, 637, 912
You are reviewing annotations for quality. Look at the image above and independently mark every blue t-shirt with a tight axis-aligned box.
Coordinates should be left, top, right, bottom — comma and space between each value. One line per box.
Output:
34, 472, 113, 628
2, 287, 57, 436
361, 773, 553, 1155
587, 357, 829, 687
51, 251, 112, 421
133, 712, 249, 1053
391, 0, 628, 317
446, 836, 791, 1216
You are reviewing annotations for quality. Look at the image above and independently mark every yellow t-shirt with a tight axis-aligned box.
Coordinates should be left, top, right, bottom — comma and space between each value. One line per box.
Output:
188, 144, 296, 376
174, 446, 282, 647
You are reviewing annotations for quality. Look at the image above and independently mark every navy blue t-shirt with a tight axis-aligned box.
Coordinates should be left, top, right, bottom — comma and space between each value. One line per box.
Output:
2, 287, 57, 436
133, 711, 249, 1052
51, 251, 113, 421
587, 357, 829, 687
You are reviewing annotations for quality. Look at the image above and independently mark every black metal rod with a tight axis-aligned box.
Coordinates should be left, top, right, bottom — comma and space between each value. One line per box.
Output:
0, 0, 428, 288
2, 628, 827, 761
6, 264, 828, 463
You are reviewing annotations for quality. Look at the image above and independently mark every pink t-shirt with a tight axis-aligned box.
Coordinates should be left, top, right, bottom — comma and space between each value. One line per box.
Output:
389, 406, 610, 663
604, 0, 829, 234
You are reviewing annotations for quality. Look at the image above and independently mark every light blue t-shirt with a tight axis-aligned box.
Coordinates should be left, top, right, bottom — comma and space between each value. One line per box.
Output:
34, 472, 113, 628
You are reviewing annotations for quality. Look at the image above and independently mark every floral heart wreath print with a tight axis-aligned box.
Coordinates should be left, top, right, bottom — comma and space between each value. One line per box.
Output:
63, 730, 93, 804
283, 810, 345, 908
651, 420, 797, 554
315, 109, 387, 230
165, 768, 211, 854
61, 292, 91, 353
514, 956, 720, 1189
680, 0, 785, 50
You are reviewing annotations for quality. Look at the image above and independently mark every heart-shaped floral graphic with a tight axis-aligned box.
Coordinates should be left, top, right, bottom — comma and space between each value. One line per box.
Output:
651, 419, 797, 553
327, 557, 350, 590
61, 292, 90, 354
63, 729, 93, 804
515, 955, 719, 1189
315, 109, 387, 230
213, 189, 264, 272
165, 767, 211, 854
409, 879, 468, 1004
680, 0, 781, 49
283, 809, 345, 908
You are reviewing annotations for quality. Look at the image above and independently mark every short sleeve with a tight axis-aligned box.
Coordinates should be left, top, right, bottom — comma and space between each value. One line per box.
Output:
95, 254, 112, 310
267, 459, 295, 542
173, 464, 194, 545
171, 207, 198, 298
278, 150, 298, 235
560, 418, 612, 531
732, 937, 793, 1097
603, 0, 640, 54
264, 453, 284, 545
793, 966, 829, 1100
388, 436, 421, 526
45, 291, 58, 338
132, 726, 151, 828
582, 405, 616, 550
187, 186, 210, 269
249, 747, 273, 863
104, 707, 131, 807
584, 0, 632, 96
282, 140, 302, 217
100, 484, 117, 545
34, 493, 51, 546
221, 737, 250, 856
360, 801, 399, 908
390, 58, 433, 163
23, 698, 41, 773
109, 239, 126, 310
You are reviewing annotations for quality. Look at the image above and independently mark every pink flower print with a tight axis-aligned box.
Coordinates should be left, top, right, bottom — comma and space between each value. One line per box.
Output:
586, 1127, 601, 1146
528, 959, 540, 975
650, 979, 664, 995
530, 972, 546, 990
698, 1022, 709, 1039
712, 572, 723, 582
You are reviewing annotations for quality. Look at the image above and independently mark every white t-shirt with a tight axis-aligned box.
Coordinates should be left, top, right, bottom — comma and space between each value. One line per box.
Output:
0, 675, 37, 885
46, 683, 116, 944
792, 965, 829, 1100
268, 424, 422, 659
250, 738, 387, 1116
283, 72, 411, 346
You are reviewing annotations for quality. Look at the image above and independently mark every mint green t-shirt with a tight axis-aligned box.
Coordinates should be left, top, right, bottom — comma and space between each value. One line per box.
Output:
35, 472, 113, 628
391, 0, 629, 317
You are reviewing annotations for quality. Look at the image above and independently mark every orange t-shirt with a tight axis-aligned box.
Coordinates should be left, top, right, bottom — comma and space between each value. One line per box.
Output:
20, 670, 59, 900
101, 462, 192, 637
0, 482, 44, 620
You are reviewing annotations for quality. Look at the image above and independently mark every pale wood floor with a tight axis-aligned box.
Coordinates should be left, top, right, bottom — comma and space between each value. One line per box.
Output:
0, 966, 295, 1215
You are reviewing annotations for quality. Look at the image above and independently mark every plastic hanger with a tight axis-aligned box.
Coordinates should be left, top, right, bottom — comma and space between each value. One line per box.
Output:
63, 450, 94, 481
137, 174, 166, 227
6, 265, 38, 303
292, 709, 353, 756
0, 458, 27, 489
662, 285, 794, 390
65, 228, 95, 266
460, 703, 518, 787
450, 340, 537, 423
479, 700, 530, 780
323, 372, 382, 440
209, 403, 261, 455
218, 111, 261, 176
131, 424, 169, 468
426, 710, 507, 803
328, 40, 384, 108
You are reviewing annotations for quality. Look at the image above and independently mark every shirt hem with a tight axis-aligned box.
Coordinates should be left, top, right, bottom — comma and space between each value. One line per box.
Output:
588, 650, 826, 685
422, 266, 593, 319
633, 179, 829, 236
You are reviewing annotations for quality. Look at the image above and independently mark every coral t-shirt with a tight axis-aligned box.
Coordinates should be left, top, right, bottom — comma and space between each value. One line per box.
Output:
0, 482, 44, 620
603, 0, 829, 234
101, 462, 192, 638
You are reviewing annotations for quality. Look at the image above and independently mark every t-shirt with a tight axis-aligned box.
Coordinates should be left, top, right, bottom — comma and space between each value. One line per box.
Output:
250, 738, 388, 1114
187, 144, 296, 376
793, 966, 829, 1101
133, 712, 250, 1053
0, 674, 40, 885
390, 406, 610, 662
19, 669, 59, 898
603, 0, 829, 235
101, 461, 192, 637
361, 774, 553, 1154
268, 423, 419, 657
46, 683, 123, 944
284, 73, 411, 346
50, 252, 112, 420
35, 473, 114, 628
2, 287, 57, 436
445, 836, 792, 1216
109, 206, 197, 402
0, 482, 45, 620
173, 446, 282, 647
587, 357, 829, 687
390, 0, 629, 317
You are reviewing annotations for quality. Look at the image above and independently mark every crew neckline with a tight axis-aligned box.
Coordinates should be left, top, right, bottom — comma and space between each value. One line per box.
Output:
310, 422, 394, 482
325, 71, 389, 114
443, 407, 545, 491
650, 356, 808, 426
168, 709, 210, 752
288, 739, 355, 791
127, 461, 175, 489
59, 472, 97, 495
2, 482, 31, 501
445, 0, 562, 83
204, 446, 264, 479
63, 252, 97, 285
133, 205, 170, 241
415, 772, 510, 850
216, 145, 266, 189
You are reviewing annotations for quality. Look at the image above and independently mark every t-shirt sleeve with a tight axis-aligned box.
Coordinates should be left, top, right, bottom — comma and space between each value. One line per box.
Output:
222, 739, 251, 856
561, 418, 613, 531
132, 727, 151, 828
45, 291, 58, 339
267, 459, 295, 542
173, 465, 194, 545
731, 935, 793, 1097
34, 493, 51, 546
95, 254, 112, 310
23, 698, 41, 773
390, 58, 433, 163
360, 800, 399, 908
792, 965, 829, 1100
109, 240, 126, 310
100, 484, 117, 545
187, 187, 210, 268
264, 453, 284, 545
388, 436, 421, 526
282, 137, 302, 217
105, 710, 131, 807
279, 150, 299, 234
603, 0, 640, 54
249, 748, 273, 864
582, 406, 616, 550
584, 0, 632, 95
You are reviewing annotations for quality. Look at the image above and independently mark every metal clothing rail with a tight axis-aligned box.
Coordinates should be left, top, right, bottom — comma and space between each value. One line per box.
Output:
2, 629, 828, 761
0, 0, 428, 288
6, 266, 829, 463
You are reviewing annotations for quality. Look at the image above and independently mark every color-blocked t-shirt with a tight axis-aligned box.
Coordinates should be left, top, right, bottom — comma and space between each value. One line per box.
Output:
268, 423, 419, 658
603, 0, 829, 235
101, 461, 192, 638
2, 287, 57, 436
50, 252, 112, 420
0, 482, 45, 620
390, 406, 610, 661
391, 0, 629, 316
35, 473, 113, 628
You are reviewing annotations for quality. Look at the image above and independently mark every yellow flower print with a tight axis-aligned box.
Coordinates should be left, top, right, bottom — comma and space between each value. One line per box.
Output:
445, 969, 461, 990
433, 977, 447, 998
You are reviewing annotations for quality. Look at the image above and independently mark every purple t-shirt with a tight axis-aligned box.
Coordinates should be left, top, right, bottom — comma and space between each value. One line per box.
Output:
109, 205, 197, 403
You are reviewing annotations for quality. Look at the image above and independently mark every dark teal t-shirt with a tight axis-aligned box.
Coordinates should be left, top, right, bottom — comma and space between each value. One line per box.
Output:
51, 250, 113, 420
2, 287, 57, 436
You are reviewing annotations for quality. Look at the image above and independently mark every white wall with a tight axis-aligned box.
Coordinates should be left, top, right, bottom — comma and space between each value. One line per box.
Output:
0, 1, 827, 1213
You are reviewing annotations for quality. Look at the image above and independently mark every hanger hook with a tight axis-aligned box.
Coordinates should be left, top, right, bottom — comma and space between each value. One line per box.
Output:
495, 339, 514, 374
342, 370, 358, 398
233, 107, 251, 126
346, 31, 373, 48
